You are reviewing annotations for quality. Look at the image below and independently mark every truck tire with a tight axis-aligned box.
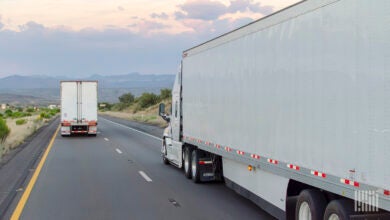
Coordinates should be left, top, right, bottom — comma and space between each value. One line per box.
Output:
323, 199, 354, 220
183, 147, 192, 179
191, 149, 201, 183
162, 141, 169, 165
295, 189, 327, 220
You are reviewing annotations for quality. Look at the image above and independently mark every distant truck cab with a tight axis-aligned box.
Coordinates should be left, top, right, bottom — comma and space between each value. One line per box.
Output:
60, 81, 98, 136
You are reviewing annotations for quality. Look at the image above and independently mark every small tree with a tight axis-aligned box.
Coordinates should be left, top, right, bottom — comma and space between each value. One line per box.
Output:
0, 118, 10, 143
118, 93, 135, 104
137, 93, 159, 108
159, 89, 171, 100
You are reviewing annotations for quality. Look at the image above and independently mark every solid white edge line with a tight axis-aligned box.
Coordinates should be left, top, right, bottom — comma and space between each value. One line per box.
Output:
104, 138, 109, 141
139, 171, 153, 182
100, 118, 162, 141
116, 148, 122, 154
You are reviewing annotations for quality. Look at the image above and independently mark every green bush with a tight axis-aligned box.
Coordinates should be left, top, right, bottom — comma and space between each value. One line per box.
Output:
119, 93, 135, 104
159, 89, 171, 100
11, 112, 31, 119
137, 93, 159, 109
26, 108, 35, 113
4, 109, 12, 117
0, 113, 3, 118
15, 119, 27, 125
0, 118, 10, 143
40, 112, 52, 119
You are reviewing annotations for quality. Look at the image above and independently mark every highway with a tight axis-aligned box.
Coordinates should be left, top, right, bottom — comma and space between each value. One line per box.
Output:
4, 116, 274, 220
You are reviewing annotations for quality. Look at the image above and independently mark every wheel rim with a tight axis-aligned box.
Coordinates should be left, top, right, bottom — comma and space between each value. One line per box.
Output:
328, 214, 340, 220
298, 202, 311, 220
184, 150, 189, 173
191, 151, 197, 178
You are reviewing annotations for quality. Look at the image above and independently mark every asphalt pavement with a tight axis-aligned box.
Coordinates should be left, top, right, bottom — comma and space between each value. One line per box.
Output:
4, 116, 274, 220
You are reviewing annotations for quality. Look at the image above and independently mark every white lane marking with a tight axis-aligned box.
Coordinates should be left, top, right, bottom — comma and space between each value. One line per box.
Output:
104, 138, 109, 141
100, 118, 162, 141
139, 171, 153, 182
116, 148, 122, 154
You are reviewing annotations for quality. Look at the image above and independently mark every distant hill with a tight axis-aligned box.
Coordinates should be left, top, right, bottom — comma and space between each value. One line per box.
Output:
0, 93, 55, 106
0, 73, 175, 105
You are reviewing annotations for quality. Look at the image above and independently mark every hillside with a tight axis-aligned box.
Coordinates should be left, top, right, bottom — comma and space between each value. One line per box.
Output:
0, 73, 175, 105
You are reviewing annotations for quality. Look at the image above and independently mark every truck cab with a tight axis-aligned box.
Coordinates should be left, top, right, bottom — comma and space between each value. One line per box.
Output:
160, 70, 183, 167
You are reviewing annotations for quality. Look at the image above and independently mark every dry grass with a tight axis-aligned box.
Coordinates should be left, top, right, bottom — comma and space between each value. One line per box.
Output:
100, 101, 170, 127
0, 116, 45, 158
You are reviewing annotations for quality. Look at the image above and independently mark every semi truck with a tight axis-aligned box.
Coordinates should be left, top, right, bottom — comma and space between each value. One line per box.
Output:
158, 0, 390, 219
60, 81, 98, 136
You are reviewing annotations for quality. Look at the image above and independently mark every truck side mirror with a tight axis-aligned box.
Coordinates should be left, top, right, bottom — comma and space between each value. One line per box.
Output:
159, 103, 165, 116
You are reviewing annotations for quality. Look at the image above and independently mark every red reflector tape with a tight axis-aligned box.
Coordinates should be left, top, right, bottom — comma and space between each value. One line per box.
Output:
236, 150, 245, 155
197, 139, 202, 143
215, 144, 221, 149
340, 178, 359, 187
384, 190, 390, 196
311, 170, 326, 178
287, 164, 300, 170
250, 154, 260, 159
267, 159, 278, 164
225, 147, 232, 152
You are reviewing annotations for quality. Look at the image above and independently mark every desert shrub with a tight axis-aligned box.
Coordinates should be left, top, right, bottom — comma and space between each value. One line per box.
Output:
111, 102, 128, 111
11, 112, 31, 118
4, 109, 13, 117
137, 93, 159, 109
26, 108, 35, 113
40, 112, 52, 119
0, 118, 10, 143
15, 119, 27, 125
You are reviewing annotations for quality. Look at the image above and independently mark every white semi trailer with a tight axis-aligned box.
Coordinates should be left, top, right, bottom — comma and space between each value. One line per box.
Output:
60, 81, 98, 136
159, 0, 390, 219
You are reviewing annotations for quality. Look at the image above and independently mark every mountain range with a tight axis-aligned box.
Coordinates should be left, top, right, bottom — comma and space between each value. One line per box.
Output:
0, 73, 175, 105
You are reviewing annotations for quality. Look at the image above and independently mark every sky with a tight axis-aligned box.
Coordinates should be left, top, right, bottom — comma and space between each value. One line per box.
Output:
0, 0, 299, 78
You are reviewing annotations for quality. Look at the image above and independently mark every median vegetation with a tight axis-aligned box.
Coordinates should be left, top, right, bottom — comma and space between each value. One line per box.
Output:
99, 89, 171, 127
0, 106, 59, 161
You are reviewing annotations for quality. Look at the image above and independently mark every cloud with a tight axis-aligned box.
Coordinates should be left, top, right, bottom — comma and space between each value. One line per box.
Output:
0, 22, 3, 30
228, 0, 273, 14
175, 0, 227, 21
0, 21, 203, 77
150, 12, 169, 20
175, 0, 274, 21
18, 21, 45, 32
117, 6, 125, 11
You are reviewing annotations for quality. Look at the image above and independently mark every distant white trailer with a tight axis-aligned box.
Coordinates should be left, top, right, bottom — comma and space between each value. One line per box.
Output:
159, 0, 390, 219
60, 81, 98, 136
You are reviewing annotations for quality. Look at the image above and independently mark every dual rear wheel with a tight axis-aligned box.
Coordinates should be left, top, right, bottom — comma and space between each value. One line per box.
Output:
296, 189, 354, 220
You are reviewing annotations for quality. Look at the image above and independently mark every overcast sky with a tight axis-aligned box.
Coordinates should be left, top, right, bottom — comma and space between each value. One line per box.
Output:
0, 0, 299, 78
